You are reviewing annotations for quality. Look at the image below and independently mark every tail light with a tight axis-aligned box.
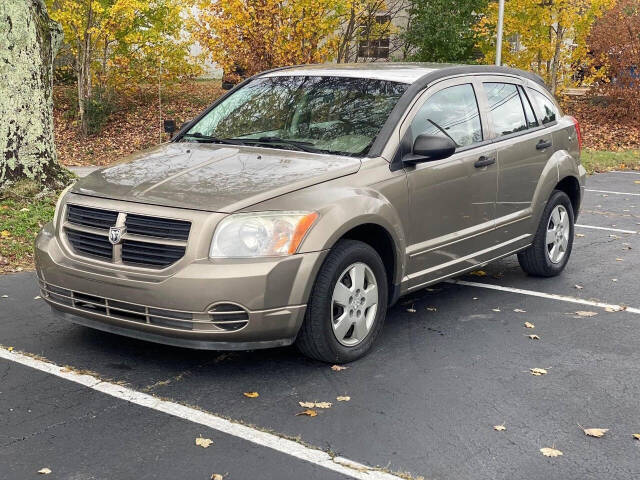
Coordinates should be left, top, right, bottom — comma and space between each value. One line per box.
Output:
568, 116, 582, 155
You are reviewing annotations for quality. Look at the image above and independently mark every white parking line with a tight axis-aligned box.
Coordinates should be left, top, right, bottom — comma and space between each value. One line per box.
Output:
586, 189, 640, 196
448, 280, 640, 315
0, 348, 404, 480
575, 224, 638, 234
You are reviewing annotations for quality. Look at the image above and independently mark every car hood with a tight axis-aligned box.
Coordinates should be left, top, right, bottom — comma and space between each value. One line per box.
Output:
72, 143, 361, 212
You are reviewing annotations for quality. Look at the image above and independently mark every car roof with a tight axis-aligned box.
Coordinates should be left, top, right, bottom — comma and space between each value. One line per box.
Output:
261, 62, 463, 84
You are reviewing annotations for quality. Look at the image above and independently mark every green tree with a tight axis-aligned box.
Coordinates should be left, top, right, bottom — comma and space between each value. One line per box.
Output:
405, 0, 488, 63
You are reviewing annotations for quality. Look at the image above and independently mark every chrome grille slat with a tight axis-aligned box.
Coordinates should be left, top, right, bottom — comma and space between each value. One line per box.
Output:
64, 204, 192, 268
40, 282, 232, 330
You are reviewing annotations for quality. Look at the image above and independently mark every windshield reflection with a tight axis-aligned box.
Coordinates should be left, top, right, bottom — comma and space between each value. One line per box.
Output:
184, 76, 408, 156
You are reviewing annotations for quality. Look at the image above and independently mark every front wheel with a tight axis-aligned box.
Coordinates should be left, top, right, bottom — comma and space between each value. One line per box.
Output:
518, 190, 575, 277
295, 240, 388, 363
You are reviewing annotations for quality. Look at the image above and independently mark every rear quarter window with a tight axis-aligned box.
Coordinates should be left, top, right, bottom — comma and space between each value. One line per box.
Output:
528, 88, 558, 125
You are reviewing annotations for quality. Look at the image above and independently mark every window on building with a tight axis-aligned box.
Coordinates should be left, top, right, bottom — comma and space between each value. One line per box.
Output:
358, 16, 391, 59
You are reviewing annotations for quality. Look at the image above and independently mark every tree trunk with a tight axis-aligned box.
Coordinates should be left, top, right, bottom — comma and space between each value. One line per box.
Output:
0, 0, 70, 189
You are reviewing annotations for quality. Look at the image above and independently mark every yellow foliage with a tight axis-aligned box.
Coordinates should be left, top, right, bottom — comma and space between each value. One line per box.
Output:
191, 0, 345, 80
476, 0, 616, 94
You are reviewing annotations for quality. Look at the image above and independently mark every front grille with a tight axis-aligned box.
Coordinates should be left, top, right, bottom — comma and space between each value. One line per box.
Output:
125, 214, 191, 240
122, 240, 186, 267
64, 204, 191, 268
67, 205, 118, 230
65, 228, 113, 260
40, 281, 209, 331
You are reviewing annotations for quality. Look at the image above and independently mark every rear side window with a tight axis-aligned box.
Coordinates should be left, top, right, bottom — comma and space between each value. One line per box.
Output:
410, 83, 482, 148
518, 86, 538, 128
528, 89, 558, 125
484, 83, 527, 137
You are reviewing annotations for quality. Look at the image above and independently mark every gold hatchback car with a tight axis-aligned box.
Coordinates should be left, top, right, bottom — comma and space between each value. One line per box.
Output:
36, 63, 585, 362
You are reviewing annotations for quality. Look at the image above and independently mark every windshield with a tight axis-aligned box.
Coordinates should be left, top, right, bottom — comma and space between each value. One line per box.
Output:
182, 75, 408, 156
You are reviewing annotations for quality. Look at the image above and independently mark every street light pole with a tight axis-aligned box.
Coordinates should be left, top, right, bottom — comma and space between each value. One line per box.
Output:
495, 0, 505, 65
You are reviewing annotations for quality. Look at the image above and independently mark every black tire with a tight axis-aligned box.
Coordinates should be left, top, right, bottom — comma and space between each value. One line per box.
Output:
295, 239, 388, 363
518, 190, 574, 277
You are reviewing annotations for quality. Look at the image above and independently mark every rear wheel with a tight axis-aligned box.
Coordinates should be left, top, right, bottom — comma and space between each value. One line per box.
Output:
296, 240, 388, 363
518, 190, 574, 277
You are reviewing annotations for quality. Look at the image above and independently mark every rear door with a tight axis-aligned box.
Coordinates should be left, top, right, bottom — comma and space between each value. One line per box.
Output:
480, 78, 553, 242
400, 79, 499, 290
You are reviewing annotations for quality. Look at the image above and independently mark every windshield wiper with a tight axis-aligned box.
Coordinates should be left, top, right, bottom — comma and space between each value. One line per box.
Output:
181, 133, 245, 145
232, 136, 331, 154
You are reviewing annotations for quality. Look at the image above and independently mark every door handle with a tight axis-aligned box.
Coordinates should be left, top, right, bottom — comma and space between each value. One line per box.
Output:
474, 156, 496, 168
536, 139, 552, 150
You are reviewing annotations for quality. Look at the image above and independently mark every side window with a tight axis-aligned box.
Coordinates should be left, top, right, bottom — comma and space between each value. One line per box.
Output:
484, 82, 527, 137
518, 85, 538, 128
528, 89, 558, 125
410, 83, 482, 148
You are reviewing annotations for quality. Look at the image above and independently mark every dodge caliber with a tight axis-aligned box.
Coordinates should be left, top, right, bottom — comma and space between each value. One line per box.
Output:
36, 63, 586, 363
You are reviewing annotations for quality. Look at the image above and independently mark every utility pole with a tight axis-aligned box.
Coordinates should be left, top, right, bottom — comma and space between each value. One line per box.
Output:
495, 0, 505, 65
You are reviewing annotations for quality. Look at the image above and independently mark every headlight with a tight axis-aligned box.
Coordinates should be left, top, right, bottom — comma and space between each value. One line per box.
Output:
52, 184, 73, 227
210, 211, 318, 258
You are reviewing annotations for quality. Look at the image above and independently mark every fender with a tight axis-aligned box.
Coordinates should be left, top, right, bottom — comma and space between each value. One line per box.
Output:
530, 149, 581, 228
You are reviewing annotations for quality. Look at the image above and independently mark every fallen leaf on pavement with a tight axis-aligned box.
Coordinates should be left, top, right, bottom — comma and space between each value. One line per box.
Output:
34, 296, 41, 300
575, 311, 598, 317
299, 401, 332, 409
7, 346, 14, 352
492, 308, 501, 312
574, 284, 584, 290
37, 468, 52, 475
524, 322, 535, 328
575, 233, 585, 238
581, 427, 608, 438
540, 447, 563, 457
494, 424, 506, 431
527, 334, 540, 340
331, 365, 347, 371
336, 396, 351, 402
514, 308, 526, 313
633, 434, 640, 440
605, 305, 625, 312
426, 307, 437, 312
211, 474, 224, 480
296, 409, 318, 417
470, 270, 487, 276
530, 368, 548, 376
243, 392, 259, 398
616, 258, 623, 261
195, 437, 214, 448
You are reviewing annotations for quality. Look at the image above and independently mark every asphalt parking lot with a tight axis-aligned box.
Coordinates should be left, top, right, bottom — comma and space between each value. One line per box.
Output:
1, 171, 640, 480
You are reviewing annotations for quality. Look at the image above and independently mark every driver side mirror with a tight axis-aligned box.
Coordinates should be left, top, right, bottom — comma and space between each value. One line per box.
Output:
403, 134, 456, 165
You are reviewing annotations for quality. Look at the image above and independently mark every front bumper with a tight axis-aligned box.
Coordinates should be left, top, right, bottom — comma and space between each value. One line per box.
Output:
35, 221, 327, 349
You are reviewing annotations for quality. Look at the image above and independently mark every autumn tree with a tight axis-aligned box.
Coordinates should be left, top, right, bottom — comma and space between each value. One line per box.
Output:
588, 0, 640, 118
476, 0, 615, 95
336, 0, 409, 63
406, 0, 487, 63
192, 0, 344, 82
0, 0, 71, 189
47, 0, 200, 135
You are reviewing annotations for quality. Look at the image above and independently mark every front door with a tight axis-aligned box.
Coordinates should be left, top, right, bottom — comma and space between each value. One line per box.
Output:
401, 80, 498, 290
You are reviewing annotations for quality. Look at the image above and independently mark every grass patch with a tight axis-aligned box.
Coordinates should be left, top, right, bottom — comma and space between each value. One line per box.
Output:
0, 181, 58, 274
581, 149, 640, 174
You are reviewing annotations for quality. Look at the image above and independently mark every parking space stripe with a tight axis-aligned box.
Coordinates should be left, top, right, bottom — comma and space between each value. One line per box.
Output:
575, 224, 638, 234
585, 189, 640, 196
611, 171, 640, 175
447, 280, 640, 314
0, 347, 405, 480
